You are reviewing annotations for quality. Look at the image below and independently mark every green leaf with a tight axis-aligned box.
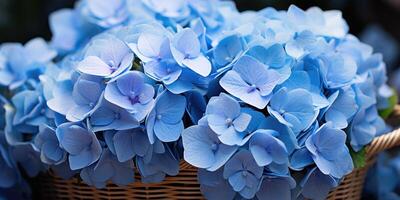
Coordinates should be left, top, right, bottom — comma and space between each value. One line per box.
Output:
350, 147, 366, 169
379, 88, 398, 119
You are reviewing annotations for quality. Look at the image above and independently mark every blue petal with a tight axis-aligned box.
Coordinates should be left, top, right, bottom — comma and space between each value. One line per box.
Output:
249, 130, 288, 166
256, 176, 296, 200
154, 121, 183, 142
220, 70, 270, 109
181, 55, 212, 77
301, 168, 338, 200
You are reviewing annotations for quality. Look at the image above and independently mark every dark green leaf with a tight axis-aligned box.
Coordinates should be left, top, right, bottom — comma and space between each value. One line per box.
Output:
350, 147, 366, 169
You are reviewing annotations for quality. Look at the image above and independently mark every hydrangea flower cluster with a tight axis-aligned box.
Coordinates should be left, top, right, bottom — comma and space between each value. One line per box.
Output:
0, 0, 392, 199
364, 153, 400, 200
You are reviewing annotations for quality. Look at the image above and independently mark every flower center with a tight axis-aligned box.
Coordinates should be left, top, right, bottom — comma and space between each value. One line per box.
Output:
157, 114, 162, 120
247, 84, 258, 93
242, 171, 248, 177
225, 118, 233, 126
108, 60, 119, 72
107, 60, 115, 67
211, 143, 218, 151
114, 113, 121, 120
129, 95, 140, 105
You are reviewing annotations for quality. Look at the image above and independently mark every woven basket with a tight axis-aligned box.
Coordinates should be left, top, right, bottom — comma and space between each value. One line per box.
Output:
33, 106, 400, 200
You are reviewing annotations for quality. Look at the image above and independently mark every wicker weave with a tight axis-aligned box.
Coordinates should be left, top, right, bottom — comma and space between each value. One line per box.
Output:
33, 106, 400, 200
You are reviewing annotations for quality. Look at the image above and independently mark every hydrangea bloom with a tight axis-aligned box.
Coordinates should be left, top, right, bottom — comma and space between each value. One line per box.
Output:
182, 124, 237, 171
34, 125, 66, 165
146, 90, 186, 143
80, 149, 135, 188
170, 28, 212, 77
305, 123, 353, 178
77, 35, 134, 78
223, 150, 263, 199
0, 1, 393, 199
249, 130, 288, 167
205, 93, 251, 145
79, 0, 130, 28
179, 3, 390, 200
220, 55, 281, 109
104, 71, 155, 121
268, 88, 319, 133
56, 122, 102, 170
0, 38, 56, 89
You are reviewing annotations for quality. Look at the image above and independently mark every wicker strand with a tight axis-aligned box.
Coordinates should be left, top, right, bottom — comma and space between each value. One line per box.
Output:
32, 106, 400, 200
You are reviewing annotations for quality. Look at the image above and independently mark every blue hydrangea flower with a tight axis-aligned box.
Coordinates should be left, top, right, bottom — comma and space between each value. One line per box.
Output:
223, 150, 263, 199
220, 55, 281, 109
364, 153, 400, 199
212, 34, 245, 69
244, 44, 292, 83
164, 68, 211, 94
49, 8, 98, 55
324, 87, 358, 129
10, 88, 47, 130
80, 149, 135, 188
130, 30, 173, 63
143, 60, 182, 85
299, 167, 338, 200
56, 122, 102, 170
248, 130, 288, 167
0, 135, 18, 188
5, 85, 52, 146
67, 76, 104, 122
170, 28, 212, 77
285, 30, 319, 59
182, 124, 238, 171
105, 71, 154, 121
303, 52, 357, 89
77, 35, 134, 78
11, 144, 45, 177
47, 79, 75, 116
348, 77, 386, 151
256, 175, 296, 200
349, 107, 385, 152
305, 123, 353, 178
136, 146, 180, 183
290, 147, 314, 171
187, 0, 233, 38
146, 90, 186, 143
0, 38, 56, 89
127, 26, 211, 93
205, 93, 251, 145
268, 88, 319, 133
141, 0, 190, 23
286, 5, 349, 38
198, 168, 236, 200
105, 128, 150, 162
262, 116, 298, 154
80, 0, 130, 28
0, 1, 390, 197
130, 28, 186, 87
278, 69, 329, 109
88, 96, 140, 132
34, 125, 66, 165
